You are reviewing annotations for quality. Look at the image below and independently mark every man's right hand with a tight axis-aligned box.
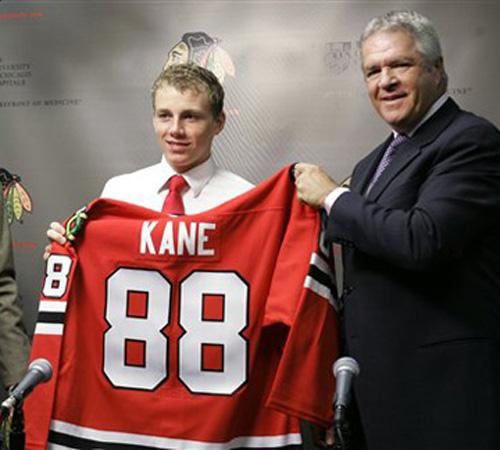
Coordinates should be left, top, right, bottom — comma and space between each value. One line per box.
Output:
43, 221, 66, 260
294, 163, 338, 209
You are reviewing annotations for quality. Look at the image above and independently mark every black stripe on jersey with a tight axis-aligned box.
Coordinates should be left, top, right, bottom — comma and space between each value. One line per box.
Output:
37, 312, 65, 324
49, 430, 155, 449
308, 264, 333, 290
308, 261, 339, 309
48, 431, 303, 450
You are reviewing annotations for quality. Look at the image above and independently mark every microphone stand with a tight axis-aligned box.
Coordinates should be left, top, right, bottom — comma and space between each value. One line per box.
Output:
0, 402, 25, 450
332, 405, 351, 450
9, 404, 25, 450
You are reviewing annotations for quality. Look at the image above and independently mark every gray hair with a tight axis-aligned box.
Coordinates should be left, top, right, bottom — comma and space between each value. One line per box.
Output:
361, 11, 443, 65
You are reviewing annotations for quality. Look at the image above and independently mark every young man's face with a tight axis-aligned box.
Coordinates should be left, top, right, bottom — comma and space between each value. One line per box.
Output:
153, 85, 225, 173
361, 30, 444, 135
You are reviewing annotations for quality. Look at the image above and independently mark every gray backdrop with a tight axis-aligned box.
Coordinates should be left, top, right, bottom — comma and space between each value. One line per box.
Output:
1, 0, 499, 438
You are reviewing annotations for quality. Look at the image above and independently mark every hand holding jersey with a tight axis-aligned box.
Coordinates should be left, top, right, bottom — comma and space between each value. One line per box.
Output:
294, 163, 338, 209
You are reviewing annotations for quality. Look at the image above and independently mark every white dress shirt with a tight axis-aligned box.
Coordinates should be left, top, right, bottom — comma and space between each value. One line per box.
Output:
101, 156, 254, 214
324, 93, 450, 213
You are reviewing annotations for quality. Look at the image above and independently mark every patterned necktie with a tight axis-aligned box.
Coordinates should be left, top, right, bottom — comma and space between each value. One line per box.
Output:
366, 134, 408, 194
162, 175, 188, 215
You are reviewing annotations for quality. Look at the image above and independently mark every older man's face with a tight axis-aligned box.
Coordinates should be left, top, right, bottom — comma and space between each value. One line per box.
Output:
361, 30, 444, 134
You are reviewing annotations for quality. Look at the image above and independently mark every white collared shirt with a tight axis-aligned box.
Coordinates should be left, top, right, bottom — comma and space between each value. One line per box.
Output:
324, 93, 450, 213
101, 156, 254, 213
405, 93, 449, 138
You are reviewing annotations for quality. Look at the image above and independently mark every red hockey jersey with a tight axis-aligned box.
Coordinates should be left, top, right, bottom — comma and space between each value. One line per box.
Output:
25, 165, 339, 450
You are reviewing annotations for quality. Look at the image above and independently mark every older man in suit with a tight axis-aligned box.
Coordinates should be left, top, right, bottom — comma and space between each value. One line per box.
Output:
295, 10, 500, 450
0, 193, 30, 389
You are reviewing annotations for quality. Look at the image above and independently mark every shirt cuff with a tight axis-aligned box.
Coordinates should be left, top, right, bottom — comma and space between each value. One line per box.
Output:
324, 187, 350, 214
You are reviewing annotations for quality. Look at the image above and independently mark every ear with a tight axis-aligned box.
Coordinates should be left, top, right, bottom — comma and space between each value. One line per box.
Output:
434, 57, 444, 70
433, 57, 445, 78
437, 58, 449, 92
214, 111, 226, 135
152, 112, 158, 129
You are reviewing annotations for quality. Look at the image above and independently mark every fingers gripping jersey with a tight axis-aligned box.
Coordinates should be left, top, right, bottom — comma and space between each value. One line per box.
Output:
25, 166, 340, 450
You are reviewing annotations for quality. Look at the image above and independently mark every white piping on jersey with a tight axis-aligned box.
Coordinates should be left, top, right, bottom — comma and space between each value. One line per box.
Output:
304, 276, 335, 307
49, 419, 302, 450
39, 300, 68, 312
34, 323, 64, 335
35, 300, 68, 335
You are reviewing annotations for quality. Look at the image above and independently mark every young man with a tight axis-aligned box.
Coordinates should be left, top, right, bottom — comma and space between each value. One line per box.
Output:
32, 63, 338, 450
45, 63, 253, 252
295, 10, 500, 450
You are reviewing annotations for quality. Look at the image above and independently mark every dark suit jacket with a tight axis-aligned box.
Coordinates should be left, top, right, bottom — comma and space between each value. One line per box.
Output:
0, 194, 30, 387
326, 99, 500, 450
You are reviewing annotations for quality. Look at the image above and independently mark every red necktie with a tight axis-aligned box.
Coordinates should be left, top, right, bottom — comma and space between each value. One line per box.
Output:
162, 175, 188, 215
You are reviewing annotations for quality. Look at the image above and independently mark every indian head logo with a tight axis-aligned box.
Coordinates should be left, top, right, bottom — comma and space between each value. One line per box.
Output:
1, 168, 32, 224
164, 32, 235, 84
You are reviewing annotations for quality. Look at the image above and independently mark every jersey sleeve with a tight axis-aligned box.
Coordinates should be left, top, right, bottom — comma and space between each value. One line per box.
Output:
24, 242, 77, 450
267, 258, 339, 426
264, 187, 340, 426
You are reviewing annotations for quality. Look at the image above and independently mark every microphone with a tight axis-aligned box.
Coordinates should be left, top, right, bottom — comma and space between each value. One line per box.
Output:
333, 356, 360, 411
332, 357, 360, 450
1, 358, 53, 411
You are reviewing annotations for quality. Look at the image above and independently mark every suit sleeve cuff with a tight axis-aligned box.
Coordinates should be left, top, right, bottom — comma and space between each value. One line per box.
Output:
324, 187, 350, 214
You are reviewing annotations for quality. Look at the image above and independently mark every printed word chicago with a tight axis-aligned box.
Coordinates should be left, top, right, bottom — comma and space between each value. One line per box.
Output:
140, 220, 216, 256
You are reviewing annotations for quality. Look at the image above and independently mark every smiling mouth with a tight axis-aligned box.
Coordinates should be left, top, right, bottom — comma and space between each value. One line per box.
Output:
167, 141, 189, 149
381, 94, 406, 102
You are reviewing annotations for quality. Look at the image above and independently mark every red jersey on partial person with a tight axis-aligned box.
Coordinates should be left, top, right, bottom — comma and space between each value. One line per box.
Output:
25, 165, 340, 450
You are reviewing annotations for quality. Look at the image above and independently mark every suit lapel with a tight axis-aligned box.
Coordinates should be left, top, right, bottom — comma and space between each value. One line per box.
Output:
367, 139, 421, 200
357, 98, 461, 200
350, 138, 390, 194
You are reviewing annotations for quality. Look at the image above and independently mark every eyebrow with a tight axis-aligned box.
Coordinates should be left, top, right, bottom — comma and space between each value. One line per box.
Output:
364, 56, 416, 71
155, 108, 204, 116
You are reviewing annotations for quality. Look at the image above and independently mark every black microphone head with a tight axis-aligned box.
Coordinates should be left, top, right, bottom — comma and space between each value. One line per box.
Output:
333, 356, 360, 378
28, 358, 53, 383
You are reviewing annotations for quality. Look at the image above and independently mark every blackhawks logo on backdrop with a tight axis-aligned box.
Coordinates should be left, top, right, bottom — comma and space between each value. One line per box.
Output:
164, 31, 235, 84
0, 168, 33, 224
